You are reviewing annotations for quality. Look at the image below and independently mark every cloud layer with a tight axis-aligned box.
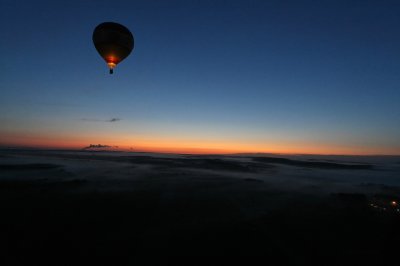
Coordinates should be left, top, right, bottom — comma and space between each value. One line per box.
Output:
83, 144, 119, 150
81, 118, 121, 123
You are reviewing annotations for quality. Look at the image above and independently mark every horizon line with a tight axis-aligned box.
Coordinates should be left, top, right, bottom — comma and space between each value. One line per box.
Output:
1, 145, 399, 157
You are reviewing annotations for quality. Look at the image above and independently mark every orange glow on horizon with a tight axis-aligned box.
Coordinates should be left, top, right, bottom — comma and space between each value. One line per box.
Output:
1, 131, 399, 155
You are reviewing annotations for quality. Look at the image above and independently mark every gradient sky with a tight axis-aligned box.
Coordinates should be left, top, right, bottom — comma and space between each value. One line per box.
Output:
1, 0, 400, 154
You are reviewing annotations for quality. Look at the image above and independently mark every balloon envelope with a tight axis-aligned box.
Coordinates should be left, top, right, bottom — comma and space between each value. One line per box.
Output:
93, 22, 134, 74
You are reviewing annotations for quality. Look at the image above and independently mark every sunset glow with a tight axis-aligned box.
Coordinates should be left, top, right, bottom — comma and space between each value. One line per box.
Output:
1, 1, 399, 156
1, 131, 399, 155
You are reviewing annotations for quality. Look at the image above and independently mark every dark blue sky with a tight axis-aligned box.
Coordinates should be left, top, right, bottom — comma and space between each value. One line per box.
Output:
1, 0, 399, 154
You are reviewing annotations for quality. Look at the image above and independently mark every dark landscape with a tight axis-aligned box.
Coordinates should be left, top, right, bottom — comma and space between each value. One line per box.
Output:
1, 149, 399, 265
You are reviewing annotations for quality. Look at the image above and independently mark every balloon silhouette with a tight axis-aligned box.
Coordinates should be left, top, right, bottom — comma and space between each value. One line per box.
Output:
93, 22, 134, 74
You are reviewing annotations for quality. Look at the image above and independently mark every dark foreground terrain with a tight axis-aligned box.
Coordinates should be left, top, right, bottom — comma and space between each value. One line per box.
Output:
1, 150, 399, 265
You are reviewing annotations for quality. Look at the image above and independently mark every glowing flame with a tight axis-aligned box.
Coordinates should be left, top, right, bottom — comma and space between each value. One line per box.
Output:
107, 62, 116, 69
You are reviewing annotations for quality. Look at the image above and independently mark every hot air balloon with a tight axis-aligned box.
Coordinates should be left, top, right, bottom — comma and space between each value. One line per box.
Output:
93, 22, 134, 74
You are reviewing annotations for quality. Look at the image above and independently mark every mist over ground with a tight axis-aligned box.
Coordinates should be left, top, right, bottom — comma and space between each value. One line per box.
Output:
1, 149, 399, 265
